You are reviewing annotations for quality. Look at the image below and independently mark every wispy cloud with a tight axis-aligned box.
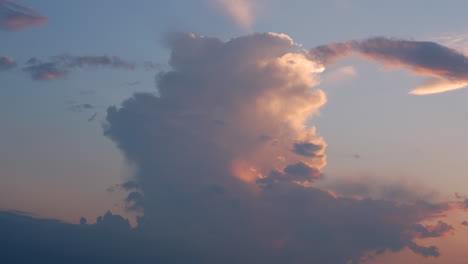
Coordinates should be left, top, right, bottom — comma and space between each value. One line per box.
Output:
211, 0, 257, 29
0, 0, 48, 31
22, 55, 159, 80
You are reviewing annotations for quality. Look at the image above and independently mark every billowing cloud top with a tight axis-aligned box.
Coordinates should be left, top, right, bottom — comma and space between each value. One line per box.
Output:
0, 0, 48, 31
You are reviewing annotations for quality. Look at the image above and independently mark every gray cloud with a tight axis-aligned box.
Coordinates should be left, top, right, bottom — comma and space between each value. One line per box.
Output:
0, 0, 48, 31
309, 37, 468, 95
326, 177, 440, 203
412, 221, 454, 238
293, 142, 324, 157
67, 103, 95, 112
87, 112, 98, 122
0, 56, 16, 71
407, 241, 440, 258
0, 210, 201, 264
23, 55, 158, 80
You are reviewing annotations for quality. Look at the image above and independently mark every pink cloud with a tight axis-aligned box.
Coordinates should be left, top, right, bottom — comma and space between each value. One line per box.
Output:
309, 37, 468, 95
0, 56, 16, 71
0, 0, 48, 31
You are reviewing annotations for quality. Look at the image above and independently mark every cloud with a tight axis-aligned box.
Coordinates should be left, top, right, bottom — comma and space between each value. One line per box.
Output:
0, 210, 184, 264
412, 221, 454, 239
87, 112, 98, 122
0, 0, 48, 31
309, 37, 468, 95
23, 55, 155, 80
326, 176, 440, 203
211, 0, 257, 29
407, 241, 440, 258
67, 103, 95, 112
101, 32, 456, 263
2, 32, 462, 263
409, 78, 468, 95
0, 56, 16, 71
293, 142, 325, 157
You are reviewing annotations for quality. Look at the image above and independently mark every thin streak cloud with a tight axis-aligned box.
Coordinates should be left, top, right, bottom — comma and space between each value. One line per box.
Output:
22, 55, 159, 80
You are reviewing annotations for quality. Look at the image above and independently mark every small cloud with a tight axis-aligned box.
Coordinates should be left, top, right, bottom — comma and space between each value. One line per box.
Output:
0, 56, 16, 71
0, 0, 48, 31
67, 103, 95, 112
87, 112, 98, 122
23, 55, 155, 81
413, 221, 454, 238
211, 0, 257, 29
292, 142, 324, 157
410, 78, 468, 95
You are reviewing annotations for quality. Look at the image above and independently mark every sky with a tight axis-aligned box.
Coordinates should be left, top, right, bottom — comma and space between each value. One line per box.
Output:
2, 0, 468, 263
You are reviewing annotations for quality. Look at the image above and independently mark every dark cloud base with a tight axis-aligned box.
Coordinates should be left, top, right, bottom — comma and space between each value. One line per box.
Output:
0, 211, 201, 264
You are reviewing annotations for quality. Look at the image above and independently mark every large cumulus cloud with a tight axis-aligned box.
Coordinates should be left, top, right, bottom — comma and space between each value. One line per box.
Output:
1, 32, 461, 264
103, 33, 455, 263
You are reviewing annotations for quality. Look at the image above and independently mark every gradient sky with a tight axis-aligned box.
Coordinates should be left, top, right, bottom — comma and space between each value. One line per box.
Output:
2, 1, 468, 263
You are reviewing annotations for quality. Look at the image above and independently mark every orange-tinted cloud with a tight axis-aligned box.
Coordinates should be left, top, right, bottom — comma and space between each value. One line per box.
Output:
410, 79, 468, 95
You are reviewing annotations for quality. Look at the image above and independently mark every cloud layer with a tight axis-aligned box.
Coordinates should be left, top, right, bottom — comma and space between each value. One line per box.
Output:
0, 0, 48, 31
309, 37, 468, 95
